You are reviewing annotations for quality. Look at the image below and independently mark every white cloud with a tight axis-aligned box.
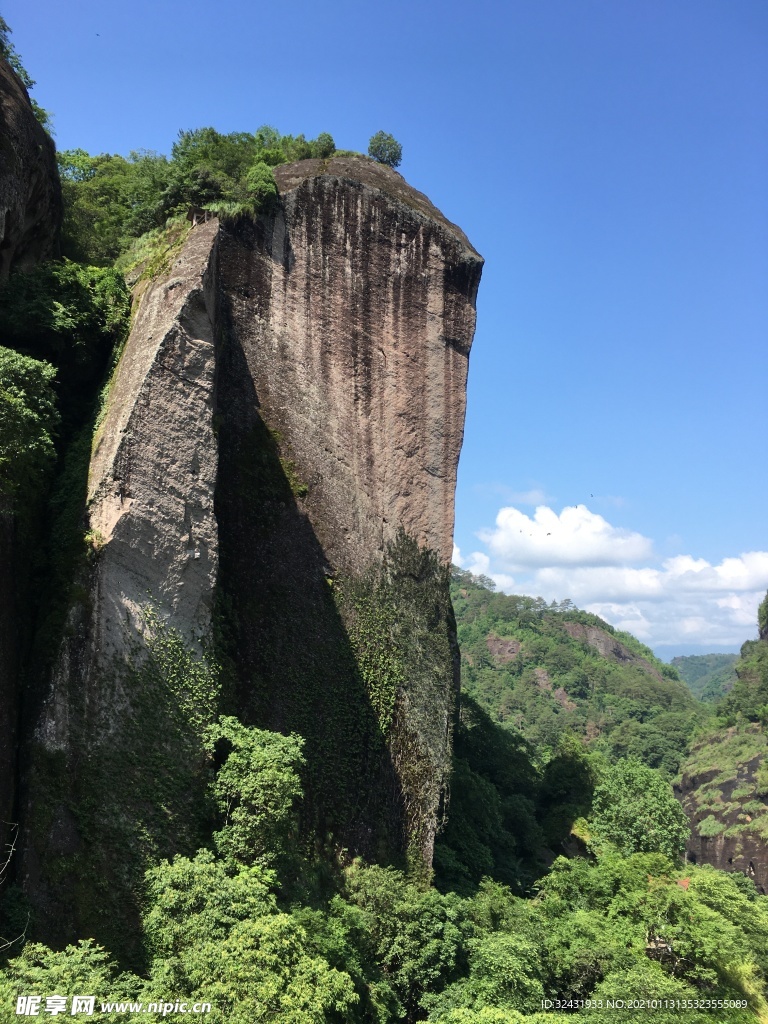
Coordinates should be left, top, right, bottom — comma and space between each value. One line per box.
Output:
507, 488, 551, 506
464, 503, 768, 649
478, 503, 653, 570
453, 545, 515, 593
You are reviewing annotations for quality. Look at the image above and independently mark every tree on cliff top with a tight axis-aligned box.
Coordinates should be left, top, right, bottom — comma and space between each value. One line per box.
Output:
368, 131, 402, 168
590, 757, 690, 859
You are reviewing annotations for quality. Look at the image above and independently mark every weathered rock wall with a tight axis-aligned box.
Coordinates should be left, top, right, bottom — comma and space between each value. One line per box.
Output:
22, 222, 221, 952
676, 756, 768, 894
0, 59, 60, 281
215, 156, 481, 862
23, 159, 481, 944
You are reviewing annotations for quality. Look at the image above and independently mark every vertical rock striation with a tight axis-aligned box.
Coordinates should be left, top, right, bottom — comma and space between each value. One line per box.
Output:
216, 156, 482, 864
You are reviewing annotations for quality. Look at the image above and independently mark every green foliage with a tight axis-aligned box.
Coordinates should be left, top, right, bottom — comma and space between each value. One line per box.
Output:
114, 215, 191, 283
0, 347, 58, 510
589, 757, 690, 858
368, 131, 403, 168
0, 260, 130, 434
697, 814, 727, 837
759, 591, 768, 639
143, 850, 274, 965
245, 160, 279, 209
423, 930, 544, 1016
334, 863, 469, 1021
338, 570, 407, 735
58, 126, 346, 266
0, 940, 141, 1023
206, 716, 305, 868
143, 849, 358, 1023
434, 696, 543, 895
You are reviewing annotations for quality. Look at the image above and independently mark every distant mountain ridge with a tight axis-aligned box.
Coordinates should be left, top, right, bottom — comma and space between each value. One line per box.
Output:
673, 652, 738, 702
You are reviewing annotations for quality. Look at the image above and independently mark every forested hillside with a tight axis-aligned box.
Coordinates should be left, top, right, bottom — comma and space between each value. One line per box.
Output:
451, 568, 704, 775
674, 654, 739, 702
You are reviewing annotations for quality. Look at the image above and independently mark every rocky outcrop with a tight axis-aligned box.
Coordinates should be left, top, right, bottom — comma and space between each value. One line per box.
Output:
486, 633, 521, 664
244, 156, 481, 570
562, 621, 664, 682
0, 59, 60, 281
23, 158, 481, 943
34, 219, 221, 753
216, 156, 481, 863
676, 725, 768, 894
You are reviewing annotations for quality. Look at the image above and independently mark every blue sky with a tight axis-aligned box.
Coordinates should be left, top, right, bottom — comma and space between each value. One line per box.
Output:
7, 0, 767, 656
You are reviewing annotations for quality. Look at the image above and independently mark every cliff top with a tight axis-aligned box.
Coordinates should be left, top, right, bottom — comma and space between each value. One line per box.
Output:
274, 155, 481, 258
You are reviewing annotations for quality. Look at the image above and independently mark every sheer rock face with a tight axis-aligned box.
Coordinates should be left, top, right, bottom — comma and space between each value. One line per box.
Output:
225, 156, 483, 572
0, 58, 60, 869
35, 219, 221, 754
26, 159, 481, 928
0, 59, 61, 281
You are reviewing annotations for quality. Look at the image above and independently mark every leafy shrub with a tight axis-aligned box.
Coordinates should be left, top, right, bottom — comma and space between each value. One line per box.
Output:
0, 348, 58, 510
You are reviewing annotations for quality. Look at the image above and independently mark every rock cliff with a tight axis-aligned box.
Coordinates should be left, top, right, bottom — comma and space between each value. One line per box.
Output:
0, 55, 60, 878
676, 728, 768, 894
0, 59, 60, 280
23, 157, 482, 948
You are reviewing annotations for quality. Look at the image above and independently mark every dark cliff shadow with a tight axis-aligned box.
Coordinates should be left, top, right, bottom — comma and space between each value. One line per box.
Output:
213, 282, 407, 865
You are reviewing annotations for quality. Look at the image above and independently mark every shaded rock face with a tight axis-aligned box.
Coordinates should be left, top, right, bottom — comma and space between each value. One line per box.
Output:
214, 157, 480, 862
0, 59, 61, 281
676, 757, 768, 894
0, 513, 15, 854
23, 160, 481, 944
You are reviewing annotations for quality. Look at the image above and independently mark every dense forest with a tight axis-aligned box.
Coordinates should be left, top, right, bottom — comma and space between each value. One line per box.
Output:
673, 655, 739, 703
2, 25, 768, 1023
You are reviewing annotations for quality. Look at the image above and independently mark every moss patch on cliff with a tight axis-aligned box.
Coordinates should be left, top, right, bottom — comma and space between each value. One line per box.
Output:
214, 326, 457, 867
25, 613, 221, 966
335, 532, 458, 866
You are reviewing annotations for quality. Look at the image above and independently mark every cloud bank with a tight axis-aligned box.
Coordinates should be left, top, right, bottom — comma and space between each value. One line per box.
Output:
455, 504, 768, 651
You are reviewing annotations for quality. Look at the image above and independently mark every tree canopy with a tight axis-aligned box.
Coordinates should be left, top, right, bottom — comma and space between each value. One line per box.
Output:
368, 131, 403, 168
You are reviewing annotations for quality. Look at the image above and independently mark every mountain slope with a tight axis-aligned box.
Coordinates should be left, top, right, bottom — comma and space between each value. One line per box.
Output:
451, 568, 704, 774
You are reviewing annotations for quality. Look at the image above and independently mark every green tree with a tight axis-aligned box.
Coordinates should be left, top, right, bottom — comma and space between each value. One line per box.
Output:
312, 132, 336, 159
0, 941, 142, 1023
207, 717, 305, 868
244, 160, 279, 210
368, 131, 403, 168
0, 348, 59, 510
590, 757, 690, 858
